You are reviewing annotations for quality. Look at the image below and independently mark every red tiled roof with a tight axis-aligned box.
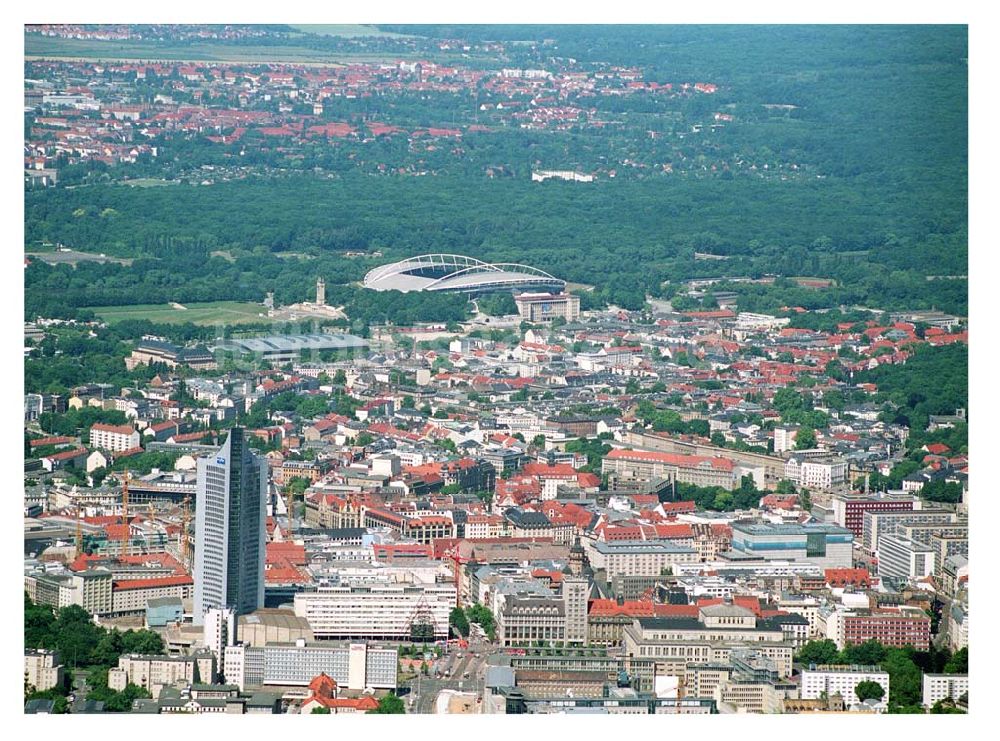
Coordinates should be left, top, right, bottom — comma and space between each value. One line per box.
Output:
265, 566, 309, 584
43, 447, 88, 461
30, 436, 74, 447
521, 462, 577, 478
696, 596, 762, 616
91, 423, 137, 436
605, 448, 733, 471
113, 574, 193, 591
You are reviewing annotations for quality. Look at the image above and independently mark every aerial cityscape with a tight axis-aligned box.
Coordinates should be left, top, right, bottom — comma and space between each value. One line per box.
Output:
23, 23, 969, 716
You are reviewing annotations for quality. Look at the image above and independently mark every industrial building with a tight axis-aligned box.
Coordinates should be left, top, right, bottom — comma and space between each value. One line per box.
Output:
215, 333, 368, 364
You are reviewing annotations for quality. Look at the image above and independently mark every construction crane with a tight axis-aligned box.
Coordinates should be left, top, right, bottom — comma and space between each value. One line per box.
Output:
121, 468, 130, 557
180, 493, 191, 566
75, 501, 84, 556
286, 484, 295, 538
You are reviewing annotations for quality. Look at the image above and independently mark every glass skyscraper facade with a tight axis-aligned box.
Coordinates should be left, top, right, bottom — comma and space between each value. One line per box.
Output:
193, 428, 266, 624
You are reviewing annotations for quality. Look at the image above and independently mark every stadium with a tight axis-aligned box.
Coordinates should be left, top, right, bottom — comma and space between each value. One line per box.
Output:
362, 254, 565, 295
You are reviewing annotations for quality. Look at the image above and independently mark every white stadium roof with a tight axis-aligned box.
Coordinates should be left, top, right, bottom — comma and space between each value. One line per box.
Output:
362, 254, 565, 294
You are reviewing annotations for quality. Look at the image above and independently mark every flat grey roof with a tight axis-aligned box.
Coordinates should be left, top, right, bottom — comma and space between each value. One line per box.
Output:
219, 333, 368, 354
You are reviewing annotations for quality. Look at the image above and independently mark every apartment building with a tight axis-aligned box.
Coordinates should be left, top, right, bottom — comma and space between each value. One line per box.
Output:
25, 649, 64, 692
89, 423, 141, 452
110, 652, 216, 694
922, 674, 968, 708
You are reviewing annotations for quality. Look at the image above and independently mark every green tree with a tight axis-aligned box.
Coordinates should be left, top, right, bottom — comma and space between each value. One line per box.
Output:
466, 603, 496, 640
311, 706, 332, 714
53, 605, 104, 668
930, 698, 965, 714
121, 629, 165, 655
944, 647, 967, 674
854, 680, 885, 703
24, 593, 56, 650
796, 639, 840, 665
841, 640, 888, 666
449, 606, 470, 637
775, 479, 797, 495
795, 426, 817, 449
369, 693, 406, 714
883, 648, 923, 710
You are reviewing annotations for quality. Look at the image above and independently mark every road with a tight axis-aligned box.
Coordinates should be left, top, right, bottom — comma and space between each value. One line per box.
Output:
404, 637, 491, 714
69, 669, 90, 713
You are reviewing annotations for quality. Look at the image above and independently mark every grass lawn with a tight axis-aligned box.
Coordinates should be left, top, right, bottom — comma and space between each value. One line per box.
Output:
287, 24, 414, 38
25, 34, 420, 64
91, 301, 269, 326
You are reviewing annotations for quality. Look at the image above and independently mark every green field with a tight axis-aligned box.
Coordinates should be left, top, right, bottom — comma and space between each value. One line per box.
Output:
24, 33, 420, 64
287, 24, 414, 38
91, 301, 268, 326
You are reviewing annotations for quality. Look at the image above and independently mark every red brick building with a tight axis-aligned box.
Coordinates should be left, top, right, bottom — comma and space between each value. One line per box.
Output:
842, 611, 931, 650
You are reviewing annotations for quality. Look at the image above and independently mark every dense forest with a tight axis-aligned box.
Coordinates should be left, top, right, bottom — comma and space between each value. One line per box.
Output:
25, 25, 966, 321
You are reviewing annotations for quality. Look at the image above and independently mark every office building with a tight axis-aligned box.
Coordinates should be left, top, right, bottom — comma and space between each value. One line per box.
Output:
603, 449, 736, 489
841, 610, 931, 650
861, 509, 958, 554
622, 603, 795, 678
293, 582, 456, 640
800, 665, 890, 711
586, 540, 699, 581
877, 534, 936, 581
514, 292, 581, 323
783, 456, 848, 490
193, 428, 267, 625
729, 522, 853, 569
830, 492, 916, 537
223, 641, 397, 692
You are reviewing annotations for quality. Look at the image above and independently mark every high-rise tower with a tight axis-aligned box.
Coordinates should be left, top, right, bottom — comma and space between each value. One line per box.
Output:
316, 277, 326, 306
193, 428, 266, 625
